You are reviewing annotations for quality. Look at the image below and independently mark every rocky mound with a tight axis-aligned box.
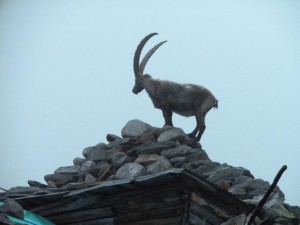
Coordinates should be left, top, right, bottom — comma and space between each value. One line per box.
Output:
1, 119, 299, 225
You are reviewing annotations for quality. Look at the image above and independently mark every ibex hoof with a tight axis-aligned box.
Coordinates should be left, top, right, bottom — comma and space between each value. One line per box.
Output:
185, 137, 200, 148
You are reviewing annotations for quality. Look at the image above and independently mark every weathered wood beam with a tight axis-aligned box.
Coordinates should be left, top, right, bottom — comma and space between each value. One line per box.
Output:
36, 196, 102, 216
67, 217, 114, 225
114, 205, 182, 224
117, 217, 180, 225
189, 202, 224, 225
47, 207, 113, 224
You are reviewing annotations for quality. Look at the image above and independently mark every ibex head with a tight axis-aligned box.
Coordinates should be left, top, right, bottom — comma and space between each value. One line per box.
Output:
132, 33, 167, 94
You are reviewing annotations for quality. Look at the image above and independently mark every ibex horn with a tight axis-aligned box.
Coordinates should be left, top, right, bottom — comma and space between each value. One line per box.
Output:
139, 40, 167, 75
133, 32, 158, 77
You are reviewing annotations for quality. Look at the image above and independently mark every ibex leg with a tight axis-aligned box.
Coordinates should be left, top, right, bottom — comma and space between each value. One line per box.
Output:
188, 113, 203, 138
162, 110, 173, 127
188, 125, 198, 138
196, 114, 206, 142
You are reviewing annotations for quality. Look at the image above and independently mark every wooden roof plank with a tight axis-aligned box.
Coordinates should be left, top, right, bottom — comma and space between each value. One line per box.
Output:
37, 195, 103, 216
114, 205, 182, 224
189, 202, 224, 225
47, 207, 113, 224
117, 217, 180, 225
67, 217, 113, 225
30, 198, 74, 214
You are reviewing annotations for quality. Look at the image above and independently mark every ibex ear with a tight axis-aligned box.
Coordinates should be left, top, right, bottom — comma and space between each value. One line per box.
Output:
137, 72, 143, 78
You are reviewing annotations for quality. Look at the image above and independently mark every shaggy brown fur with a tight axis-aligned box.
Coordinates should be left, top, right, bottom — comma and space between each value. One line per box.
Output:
132, 33, 218, 142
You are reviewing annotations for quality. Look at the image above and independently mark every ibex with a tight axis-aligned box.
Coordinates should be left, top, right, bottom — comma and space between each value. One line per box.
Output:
132, 33, 218, 142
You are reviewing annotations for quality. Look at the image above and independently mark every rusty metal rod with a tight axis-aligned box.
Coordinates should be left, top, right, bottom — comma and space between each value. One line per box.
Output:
247, 165, 287, 225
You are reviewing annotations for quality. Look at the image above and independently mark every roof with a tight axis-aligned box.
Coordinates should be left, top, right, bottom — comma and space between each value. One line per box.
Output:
9, 168, 245, 209
3, 168, 249, 225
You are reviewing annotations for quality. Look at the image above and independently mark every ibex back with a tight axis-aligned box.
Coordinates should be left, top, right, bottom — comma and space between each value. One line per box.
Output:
132, 33, 218, 142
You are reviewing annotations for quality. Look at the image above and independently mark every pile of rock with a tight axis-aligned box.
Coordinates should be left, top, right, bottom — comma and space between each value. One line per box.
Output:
44, 119, 209, 187
45, 120, 206, 187
2, 119, 300, 225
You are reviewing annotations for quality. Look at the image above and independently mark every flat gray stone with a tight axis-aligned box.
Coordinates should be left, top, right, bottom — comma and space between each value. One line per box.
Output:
106, 138, 135, 149
265, 204, 297, 222
202, 163, 230, 177
191, 161, 220, 177
80, 161, 97, 176
106, 133, 122, 142
73, 157, 86, 166
83, 143, 107, 160
107, 145, 124, 159
187, 149, 209, 162
146, 158, 172, 174
186, 160, 213, 169
54, 166, 80, 175
207, 166, 254, 184
228, 178, 270, 200
134, 131, 156, 145
95, 162, 112, 180
128, 141, 177, 156
86, 145, 107, 162
157, 127, 188, 142
161, 145, 193, 159
244, 192, 284, 209
134, 154, 164, 166
44, 174, 76, 188
82, 146, 93, 158
27, 180, 47, 188
232, 175, 253, 186
284, 205, 300, 223
153, 125, 174, 136
121, 119, 154, 138
65, 183, 89, 191
92, 161, 110, 177
264, 192, 286, 209
85, 174, 97, 183
110, 152, 133, 169
170, 157, 188, 167
115, 163, 146, 179
7, 186, 41, 195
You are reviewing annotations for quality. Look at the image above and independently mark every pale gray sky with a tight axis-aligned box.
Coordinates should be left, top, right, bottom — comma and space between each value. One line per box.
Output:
0, 1, 299, 206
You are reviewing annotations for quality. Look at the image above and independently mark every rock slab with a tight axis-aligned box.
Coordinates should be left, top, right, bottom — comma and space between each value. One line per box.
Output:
115, 163, 146, 179
121, 119, 154, 138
